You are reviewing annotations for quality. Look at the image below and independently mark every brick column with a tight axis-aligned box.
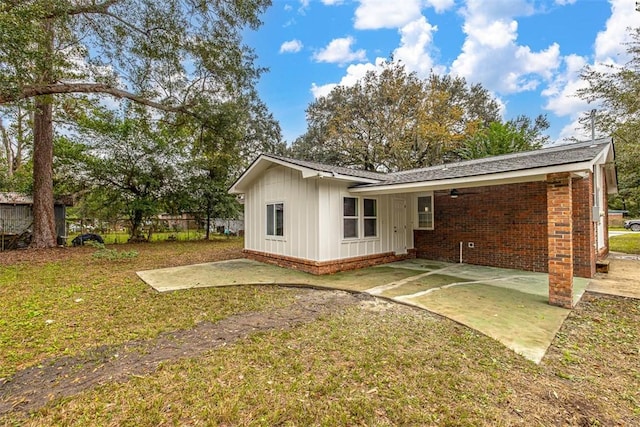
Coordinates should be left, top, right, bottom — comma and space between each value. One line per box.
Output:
547, 173, 573, 308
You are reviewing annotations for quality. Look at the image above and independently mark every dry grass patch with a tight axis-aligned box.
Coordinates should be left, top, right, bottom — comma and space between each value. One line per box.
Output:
0, 238, 297, 378
7, 294, 638, 426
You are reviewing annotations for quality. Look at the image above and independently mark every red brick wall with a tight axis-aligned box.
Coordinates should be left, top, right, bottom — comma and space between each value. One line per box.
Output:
572, 172, 595, 278
244, 249, 416, 275
414, 179, 595, 278
547, 172, 574, 308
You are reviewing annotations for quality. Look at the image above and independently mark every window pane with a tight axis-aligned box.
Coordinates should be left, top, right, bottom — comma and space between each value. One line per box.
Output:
275, 203, 284, 236
364, 218, 377, 237
343, 197, 357, 217
417, 196, 433, 228
344, 218, 358, 238
363, 199, 376, 217
418, 212, 432, 229
266, 204, 274, 235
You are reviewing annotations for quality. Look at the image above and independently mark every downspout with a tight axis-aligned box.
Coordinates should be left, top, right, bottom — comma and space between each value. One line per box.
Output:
459, 241, 463, 264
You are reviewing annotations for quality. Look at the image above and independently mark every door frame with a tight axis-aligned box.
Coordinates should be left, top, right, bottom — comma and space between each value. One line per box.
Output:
392, 198, 407, 255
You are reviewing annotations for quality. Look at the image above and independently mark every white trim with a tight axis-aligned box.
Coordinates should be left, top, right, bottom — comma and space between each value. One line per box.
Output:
348, 161, 596, 195
413, 192, 434, 230
265, 201, 285, 239
230, 155, 382, 194
342, 196, 359, 240
340, 195, 381, 242
362, 197, 379, 238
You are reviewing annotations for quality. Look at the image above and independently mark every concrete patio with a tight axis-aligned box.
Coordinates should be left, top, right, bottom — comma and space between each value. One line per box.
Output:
138, 259, 599, 363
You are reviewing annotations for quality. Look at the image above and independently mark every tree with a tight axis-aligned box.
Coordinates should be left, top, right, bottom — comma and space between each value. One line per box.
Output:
70, 107, 183, 240
0, 0, 270, 247
291, 61, 501, 172
457, 115, 549, 160
0, 104, 31, 179
578, 27, 640, 216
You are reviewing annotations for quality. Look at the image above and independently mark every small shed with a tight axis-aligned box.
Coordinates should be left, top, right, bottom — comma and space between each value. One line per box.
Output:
607, 209, 628, 227
0, 192, 69, 249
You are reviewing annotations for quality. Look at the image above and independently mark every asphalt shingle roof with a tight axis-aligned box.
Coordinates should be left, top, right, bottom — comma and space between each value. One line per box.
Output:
357, 138, 612, 188
262, 153, 390, 181
258, 139, 611, 189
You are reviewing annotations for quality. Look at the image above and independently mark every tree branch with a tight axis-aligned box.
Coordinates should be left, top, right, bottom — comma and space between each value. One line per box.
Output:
49, 0, 121, 18
1, 83, 192, 115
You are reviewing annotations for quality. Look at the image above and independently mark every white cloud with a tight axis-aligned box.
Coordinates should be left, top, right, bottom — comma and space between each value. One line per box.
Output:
354, 0, 423, 30
313, 36, 367, 64
392, 16, 445, 76
541, 0, 635, 142
311, 58, 386, 98
279, 39, 303, 54
542, 54, 590, 117
555, 0, 576, 4
450, 0, 560, 95
426, 0, 455, 13
321, 0, 344, 4
594, 0, 637, 63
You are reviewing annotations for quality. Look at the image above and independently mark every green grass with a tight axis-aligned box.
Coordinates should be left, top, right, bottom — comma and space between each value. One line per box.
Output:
609, 233, 640, 254
1, 241, 639, 425
67, 230, 216, 245
0, 238, 295, 378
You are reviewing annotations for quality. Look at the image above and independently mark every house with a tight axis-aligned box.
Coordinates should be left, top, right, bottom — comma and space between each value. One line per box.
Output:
0, 192, 69, 249
229, 138, 617, 309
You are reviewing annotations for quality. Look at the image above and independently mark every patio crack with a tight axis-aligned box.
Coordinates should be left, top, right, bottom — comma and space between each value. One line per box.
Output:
364, 266, 459, 295
394, 275, 534, 301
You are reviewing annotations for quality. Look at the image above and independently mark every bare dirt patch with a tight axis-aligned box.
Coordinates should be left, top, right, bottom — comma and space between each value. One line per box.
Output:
0, 289, 367, 416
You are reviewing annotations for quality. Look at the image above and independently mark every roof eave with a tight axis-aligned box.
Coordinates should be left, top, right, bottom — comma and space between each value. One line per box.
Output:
229, 155, 381, 194
348, 161, 596, 194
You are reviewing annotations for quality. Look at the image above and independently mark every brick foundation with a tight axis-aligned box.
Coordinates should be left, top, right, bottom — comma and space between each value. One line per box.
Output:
244, 249, 416, 275
547, 172, 574, 309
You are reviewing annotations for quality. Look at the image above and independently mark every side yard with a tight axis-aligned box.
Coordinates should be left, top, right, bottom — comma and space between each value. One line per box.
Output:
1, 237, 639, 425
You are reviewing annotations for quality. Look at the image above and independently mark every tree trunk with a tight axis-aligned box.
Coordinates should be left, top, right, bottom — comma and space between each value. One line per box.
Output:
31, 18, 57, 248
129, 209, 143, 241
31, 97, 57, 248
205, 198, 211, 240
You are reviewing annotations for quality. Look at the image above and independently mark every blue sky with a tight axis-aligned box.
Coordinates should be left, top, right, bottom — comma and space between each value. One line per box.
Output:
243, 0, 637, 145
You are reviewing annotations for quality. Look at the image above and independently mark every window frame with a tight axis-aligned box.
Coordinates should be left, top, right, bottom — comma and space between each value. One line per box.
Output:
362, 198, 378, 238
343, 196, 359, 239
414, 193, 434, 230
266, 201, 285, 238
342, 196, 379, 240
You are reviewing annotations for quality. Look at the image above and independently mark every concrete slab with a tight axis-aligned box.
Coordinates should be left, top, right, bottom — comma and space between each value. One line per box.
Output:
587, 255, 640, 299
136, 258, 593, 364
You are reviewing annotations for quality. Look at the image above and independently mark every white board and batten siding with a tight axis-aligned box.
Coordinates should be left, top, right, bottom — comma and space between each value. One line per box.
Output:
244, 165, 320, 261
244, 164, 415, 263
316, 179, 411, 261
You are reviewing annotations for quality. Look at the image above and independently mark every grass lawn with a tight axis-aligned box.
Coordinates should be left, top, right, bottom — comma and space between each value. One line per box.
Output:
609, 232, 640, 254
67, 230, 212, 244
1, 239, 639, 425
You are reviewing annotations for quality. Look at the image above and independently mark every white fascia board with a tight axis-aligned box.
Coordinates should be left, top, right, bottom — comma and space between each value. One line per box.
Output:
327, 173, 381, 184
229, 155, 270, 194
229, 155, 381, 193
348, 161, 594, 195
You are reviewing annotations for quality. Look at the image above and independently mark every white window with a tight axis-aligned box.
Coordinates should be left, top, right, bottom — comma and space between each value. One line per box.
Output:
416, 194, 433, 229
266, 203, 284, 236
363, 198, 377, 237
343, 197, 358, 238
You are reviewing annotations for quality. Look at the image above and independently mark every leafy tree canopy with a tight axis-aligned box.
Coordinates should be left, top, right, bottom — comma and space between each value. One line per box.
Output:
290, 60, 502, 172
0, 0, 272, 247
457, 115, 549, 160
578, 27, 640, 216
